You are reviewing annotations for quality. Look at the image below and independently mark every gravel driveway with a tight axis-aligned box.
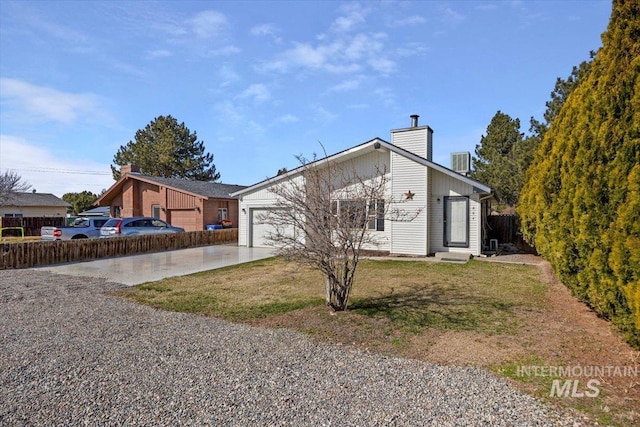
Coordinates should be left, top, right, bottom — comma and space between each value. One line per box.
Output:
1, 270, 580, 426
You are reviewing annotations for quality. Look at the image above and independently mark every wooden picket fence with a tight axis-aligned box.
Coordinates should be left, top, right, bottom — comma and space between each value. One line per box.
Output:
0, 229, 238, 269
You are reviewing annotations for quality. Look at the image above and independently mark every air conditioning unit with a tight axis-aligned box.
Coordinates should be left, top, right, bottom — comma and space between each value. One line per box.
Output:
451, 152, 471, 176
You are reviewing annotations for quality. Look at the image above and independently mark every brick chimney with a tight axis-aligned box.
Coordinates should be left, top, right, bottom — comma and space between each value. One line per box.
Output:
120, 164, 141, 176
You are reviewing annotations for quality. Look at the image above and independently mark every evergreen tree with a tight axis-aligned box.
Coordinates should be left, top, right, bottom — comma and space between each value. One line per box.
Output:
518, 0, 639, 347
472, 111, 523, 207
62, 191, 99, 215
111, 115, 220, 181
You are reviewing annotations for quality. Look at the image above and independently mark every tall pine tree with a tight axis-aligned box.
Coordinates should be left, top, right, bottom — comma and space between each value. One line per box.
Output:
111, 115, 220, 181
472, 111, 523, 207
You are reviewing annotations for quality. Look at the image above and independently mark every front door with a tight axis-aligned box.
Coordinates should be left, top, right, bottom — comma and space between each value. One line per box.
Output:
444, 196, 469, 247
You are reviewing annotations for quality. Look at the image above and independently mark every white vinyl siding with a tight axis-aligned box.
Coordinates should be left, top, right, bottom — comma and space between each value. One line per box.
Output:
391, 127, 430, 159
429, 169, 482, 255
390, 151, 428, 256
238, 151, 391, 251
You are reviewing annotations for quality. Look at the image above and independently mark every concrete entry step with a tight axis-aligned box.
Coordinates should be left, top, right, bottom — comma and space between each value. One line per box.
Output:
434, 252, 471, 264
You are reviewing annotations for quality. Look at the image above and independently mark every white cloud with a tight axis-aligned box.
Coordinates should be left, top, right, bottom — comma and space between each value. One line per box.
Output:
330, 79, 361, 92
260, 32, 392, 76
275, 114, 299, 124
146, 49, 173, 59
255, 5, 398, 80
152, 20, 189, 37
237, 84, 271, 104
217, 64, 241, 88
0, 135, 115, 196
21, 11, 92, 48
313, 106, 337, 123
214, 101, 245, 126
440, 6, 465, 25
189, 10, 229, 39
476, 3, 498, 11
0, 78, 108, 125
250, 23, 282, 43
388, 15, 427, 27
344, 33, 382, 60
285, 42, 334, 69
373, 87, 395, 107
396, 43, 429, 57
332, 2, 369, 32
368, 57, 396, 74
206, 45, 241, 56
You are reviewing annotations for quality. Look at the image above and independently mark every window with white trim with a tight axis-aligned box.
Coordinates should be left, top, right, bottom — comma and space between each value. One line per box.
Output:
330, 199, 384, 231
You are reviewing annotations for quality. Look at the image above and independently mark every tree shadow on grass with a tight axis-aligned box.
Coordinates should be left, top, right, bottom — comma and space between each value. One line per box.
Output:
350, 282, 516, 333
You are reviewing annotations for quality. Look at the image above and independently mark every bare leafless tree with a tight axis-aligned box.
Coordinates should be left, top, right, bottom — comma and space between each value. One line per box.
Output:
0, 170, 32, 204
259, 151, 419, 312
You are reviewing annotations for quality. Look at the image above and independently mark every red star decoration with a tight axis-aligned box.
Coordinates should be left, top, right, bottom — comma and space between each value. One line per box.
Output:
405, 190, 415, 200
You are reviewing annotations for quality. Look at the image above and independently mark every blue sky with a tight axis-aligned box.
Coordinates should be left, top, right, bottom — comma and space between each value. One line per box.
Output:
0, 0, 611, 197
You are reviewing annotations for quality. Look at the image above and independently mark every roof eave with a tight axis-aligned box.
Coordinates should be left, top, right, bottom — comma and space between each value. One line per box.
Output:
231, 138, 388, 197
231, 137, 492, 197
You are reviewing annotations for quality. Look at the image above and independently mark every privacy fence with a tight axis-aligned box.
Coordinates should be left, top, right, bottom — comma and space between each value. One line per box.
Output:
486, 214, 535, 253
0, 217, 66, 237
0, 228, 238, 269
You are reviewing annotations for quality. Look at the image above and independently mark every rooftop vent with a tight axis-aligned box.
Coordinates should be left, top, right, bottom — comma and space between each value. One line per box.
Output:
410, 114, 419, 127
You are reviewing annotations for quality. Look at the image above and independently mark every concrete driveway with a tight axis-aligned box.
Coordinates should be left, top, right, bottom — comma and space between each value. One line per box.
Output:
33, 245, 275, 286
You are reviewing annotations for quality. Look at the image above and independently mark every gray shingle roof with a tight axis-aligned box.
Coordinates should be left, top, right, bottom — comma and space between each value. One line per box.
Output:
137, 175, 247, 199
1, 192, 70, 207
79, 206, 110, 216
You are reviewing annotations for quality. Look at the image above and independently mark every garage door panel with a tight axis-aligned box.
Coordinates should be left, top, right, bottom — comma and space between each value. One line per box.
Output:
250, 208, 295, 248
169, 209, 198, 232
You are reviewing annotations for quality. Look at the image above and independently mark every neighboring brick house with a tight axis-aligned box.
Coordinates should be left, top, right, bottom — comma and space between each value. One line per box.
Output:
0, 192, 70, 218
96, 165, 246, 232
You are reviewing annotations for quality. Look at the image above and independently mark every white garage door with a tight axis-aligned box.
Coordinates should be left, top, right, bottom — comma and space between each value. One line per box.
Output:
250, 208, 296, 248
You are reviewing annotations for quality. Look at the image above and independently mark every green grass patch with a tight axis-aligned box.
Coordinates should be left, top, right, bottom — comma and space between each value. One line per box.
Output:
349, 259, 545, 334
123, 257, 546, 335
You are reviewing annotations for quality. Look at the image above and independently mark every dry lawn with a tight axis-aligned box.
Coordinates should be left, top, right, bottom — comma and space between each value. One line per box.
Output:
119, 256, 639, 426
1, 236, 40, 243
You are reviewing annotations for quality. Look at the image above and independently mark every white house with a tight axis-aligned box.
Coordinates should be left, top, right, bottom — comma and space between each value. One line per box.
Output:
0, 192, 70, 218
232, 116, 492, 256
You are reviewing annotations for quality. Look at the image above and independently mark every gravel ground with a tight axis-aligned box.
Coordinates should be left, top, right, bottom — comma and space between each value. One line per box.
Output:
1, 269, 582, 426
